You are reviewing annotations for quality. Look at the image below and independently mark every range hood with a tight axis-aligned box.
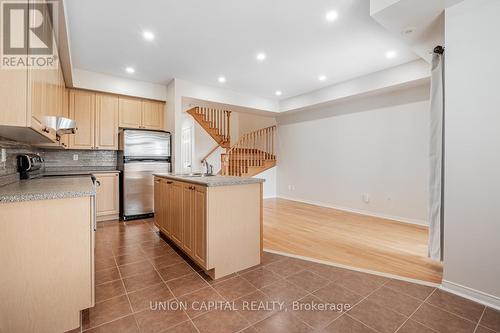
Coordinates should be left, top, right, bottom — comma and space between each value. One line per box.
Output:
40, 116, 77, 136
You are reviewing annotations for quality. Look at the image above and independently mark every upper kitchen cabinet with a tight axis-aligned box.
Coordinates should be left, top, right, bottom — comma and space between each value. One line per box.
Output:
119, 97, 166, 130
0, 0, 65, 144
69, 90, 119, 150
142, 100, 165, 130
69, 90, 95, 150
95, 93, 119, 150
118, 96, 143, 128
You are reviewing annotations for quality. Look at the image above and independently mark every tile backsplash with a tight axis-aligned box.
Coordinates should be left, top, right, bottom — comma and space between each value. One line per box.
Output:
0, 136, 118, 186
0, 137, 39, 186
43, 149, 117, 171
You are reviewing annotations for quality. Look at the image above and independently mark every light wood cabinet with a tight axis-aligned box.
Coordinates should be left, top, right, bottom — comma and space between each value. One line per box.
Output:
96, 93, 119, 150
69, 90, 119, 150
69, 90, 95, 149
95, 172, 120, 221
142, 100, 165, 130
154, 176, 261, 279
119, 97, 165, 130
170, 181, 184, 245
182, 184, 194, 257
154, 178, 171, 235
119, 96, 143, 128
0, 1, 64, 144
193, 185, 207, 266
0, 195, 95, 332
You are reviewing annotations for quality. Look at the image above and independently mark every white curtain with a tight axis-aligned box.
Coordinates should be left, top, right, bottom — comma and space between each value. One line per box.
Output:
428, 52, 444, 261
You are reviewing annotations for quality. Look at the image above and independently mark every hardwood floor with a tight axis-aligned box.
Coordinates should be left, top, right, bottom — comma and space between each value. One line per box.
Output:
263, 198, 443, 283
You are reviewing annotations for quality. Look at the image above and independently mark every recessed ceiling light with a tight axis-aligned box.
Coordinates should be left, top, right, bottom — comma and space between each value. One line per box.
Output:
275, 91, 282, 96
143, 30, 155, 41
256, 52, 267, 62
325, 11, 338, 22
218, 76, 226, 83
318, 75, 327, 82
125, 67, 135, 74
386, 50, 397, 59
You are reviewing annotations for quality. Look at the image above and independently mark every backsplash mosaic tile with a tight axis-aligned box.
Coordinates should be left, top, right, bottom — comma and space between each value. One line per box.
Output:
0, 137, 118, 186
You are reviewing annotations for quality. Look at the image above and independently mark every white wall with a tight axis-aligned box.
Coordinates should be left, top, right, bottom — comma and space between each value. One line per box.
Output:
72, 69, 167, 101
442, 0, 500, 308
238, 112, 277, 136
256, 167, 277, 199
276, 84, 430, 225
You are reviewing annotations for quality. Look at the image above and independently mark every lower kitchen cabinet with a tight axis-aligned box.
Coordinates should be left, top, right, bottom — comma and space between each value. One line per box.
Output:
95, 172, 120, 221
182, 182, 207, 266
0, 196, 95, 333
154, 176, 261, 279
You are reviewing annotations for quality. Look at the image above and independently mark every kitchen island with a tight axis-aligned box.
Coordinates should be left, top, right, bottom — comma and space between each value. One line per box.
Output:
153, 173, 264, 279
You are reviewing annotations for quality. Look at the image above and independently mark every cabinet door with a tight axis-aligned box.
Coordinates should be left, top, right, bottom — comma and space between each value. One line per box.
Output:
170, 181, 184, 245
95, 173, 119, 219
118, 96, 142, 129
182, 184, 194, 256
142, 100, 164, 130
161, 181, 171, 236
95, 94, 119, 150
154, 178, 162, 230
193, 186, 207, 266
59, 89, 70, 149
69, 90, 95, 149
0, 68, 28, 126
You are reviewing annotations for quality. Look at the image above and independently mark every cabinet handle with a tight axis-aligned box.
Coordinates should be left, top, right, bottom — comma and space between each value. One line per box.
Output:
166, 181, 173, 184
42, 127, 50, 133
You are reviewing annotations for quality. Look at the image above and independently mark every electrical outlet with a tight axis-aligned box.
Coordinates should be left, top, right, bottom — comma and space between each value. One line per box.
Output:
362, 193, 370, 203
73, 154, 78, 161
0, 149, 6, 163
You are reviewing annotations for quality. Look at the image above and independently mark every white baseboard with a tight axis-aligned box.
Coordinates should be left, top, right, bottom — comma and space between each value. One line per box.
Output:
263, 195, 276, 199
276, 195, 428, 227
441, 280, 500, 311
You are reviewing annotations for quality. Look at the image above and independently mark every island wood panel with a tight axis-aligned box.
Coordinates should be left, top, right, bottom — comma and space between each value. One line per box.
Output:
263, 198, 443, 283
0, 196, 94, 333
206, 183, 261, 279
193, 185, 207, 267
182, 183, 195, 257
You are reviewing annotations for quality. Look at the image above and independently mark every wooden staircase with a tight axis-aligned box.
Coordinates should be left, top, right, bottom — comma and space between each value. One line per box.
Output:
186, 106, 232, 148
187, 105, 277, 177
221, 126, 277, 177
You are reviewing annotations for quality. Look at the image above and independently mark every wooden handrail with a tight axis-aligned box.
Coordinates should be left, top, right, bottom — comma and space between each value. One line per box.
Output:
221, 125, 276, 176
201, 145, 221, 163
187, 106, 232, 147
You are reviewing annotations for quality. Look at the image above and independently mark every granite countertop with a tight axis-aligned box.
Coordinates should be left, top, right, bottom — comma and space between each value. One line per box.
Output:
0, 176, 96, 203
153, 173, 264, 187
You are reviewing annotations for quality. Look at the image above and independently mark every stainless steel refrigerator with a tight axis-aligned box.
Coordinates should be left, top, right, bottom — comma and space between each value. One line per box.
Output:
119, 129, 171, 220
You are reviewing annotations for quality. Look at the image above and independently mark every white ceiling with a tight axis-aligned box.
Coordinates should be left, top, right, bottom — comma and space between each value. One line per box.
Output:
65, 0, 418, 100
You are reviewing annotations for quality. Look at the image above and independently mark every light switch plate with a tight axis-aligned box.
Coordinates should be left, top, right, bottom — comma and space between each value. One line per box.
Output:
0, 148, 6, 163
73, 154, 78, 161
